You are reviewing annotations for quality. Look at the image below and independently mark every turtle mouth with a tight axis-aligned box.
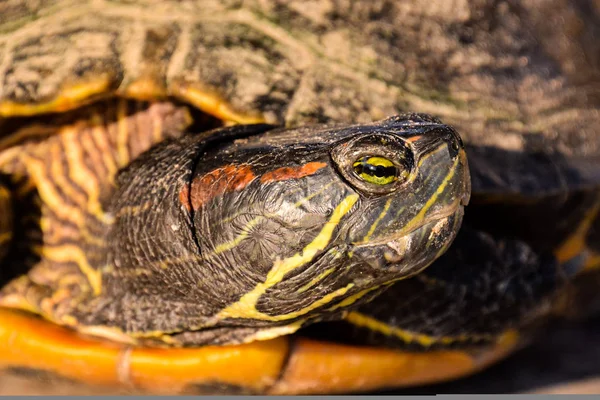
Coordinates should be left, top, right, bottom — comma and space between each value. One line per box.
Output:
346, 202, 464, 278
353, 199, 464, 248
383, 206, 462, 262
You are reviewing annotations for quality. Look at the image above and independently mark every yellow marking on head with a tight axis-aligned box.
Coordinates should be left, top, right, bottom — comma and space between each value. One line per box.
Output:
0, 77, 112, 117
396, 154, 460, 236
216, 194, 359, 321
36, 244, 102, 295
173, 84, 266, 125
262, 283, 355, 322
210, 182, 341, 260
297, 266, 337, 294
352, 153, 459, 247
555, 200, 600, 267
328, 279, 414, 314
403, 145, 445, 185
361, 197, 393, 243
327, 285, 382, 312
212, 216, 262, 255
293, 181, 338, 208
346, 311, 494, 347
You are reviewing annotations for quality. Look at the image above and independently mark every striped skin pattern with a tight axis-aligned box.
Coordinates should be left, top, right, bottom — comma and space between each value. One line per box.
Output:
0, 109, 469, 347
57, 113, 467, 346
0, 100, 192, 326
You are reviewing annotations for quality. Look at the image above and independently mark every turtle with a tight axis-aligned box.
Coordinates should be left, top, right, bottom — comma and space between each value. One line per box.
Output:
0, 0, 599, 395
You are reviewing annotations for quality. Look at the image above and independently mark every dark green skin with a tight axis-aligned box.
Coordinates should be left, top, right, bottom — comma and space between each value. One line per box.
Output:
77, 113, 468, 345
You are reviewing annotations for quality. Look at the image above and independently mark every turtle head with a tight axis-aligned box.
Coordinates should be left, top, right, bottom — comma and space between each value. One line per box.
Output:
96, 114, 468, 343
191, 113, 470, 332
336, 114, 471, 281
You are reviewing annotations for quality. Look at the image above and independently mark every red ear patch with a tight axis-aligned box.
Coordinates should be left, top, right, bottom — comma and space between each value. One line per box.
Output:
180, 164, 256, 211
179, 162, 327, 211
260, 162, 327, 184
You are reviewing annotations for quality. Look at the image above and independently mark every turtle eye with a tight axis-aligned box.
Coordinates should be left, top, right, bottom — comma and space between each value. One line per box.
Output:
352, 156, 405, 185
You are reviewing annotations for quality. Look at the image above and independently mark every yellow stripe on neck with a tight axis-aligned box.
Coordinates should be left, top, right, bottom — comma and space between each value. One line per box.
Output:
346, 311, 494, 347
215, 194, 359, 322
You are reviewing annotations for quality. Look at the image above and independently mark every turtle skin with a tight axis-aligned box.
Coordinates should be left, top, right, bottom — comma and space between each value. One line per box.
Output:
0, 0, 599, 395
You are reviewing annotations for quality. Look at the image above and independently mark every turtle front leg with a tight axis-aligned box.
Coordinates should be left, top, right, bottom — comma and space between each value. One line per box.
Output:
0, 100, 192, 327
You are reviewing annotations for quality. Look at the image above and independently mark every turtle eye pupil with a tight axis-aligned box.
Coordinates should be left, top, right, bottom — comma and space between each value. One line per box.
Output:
352, 156, 400, 185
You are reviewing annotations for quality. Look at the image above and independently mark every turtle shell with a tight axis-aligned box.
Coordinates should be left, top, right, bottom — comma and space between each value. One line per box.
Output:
0, 0, 600, 395
2, 0, 599, 205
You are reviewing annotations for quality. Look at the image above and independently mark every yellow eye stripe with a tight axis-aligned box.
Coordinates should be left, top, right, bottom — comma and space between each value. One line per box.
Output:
352, 156, 400, 185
